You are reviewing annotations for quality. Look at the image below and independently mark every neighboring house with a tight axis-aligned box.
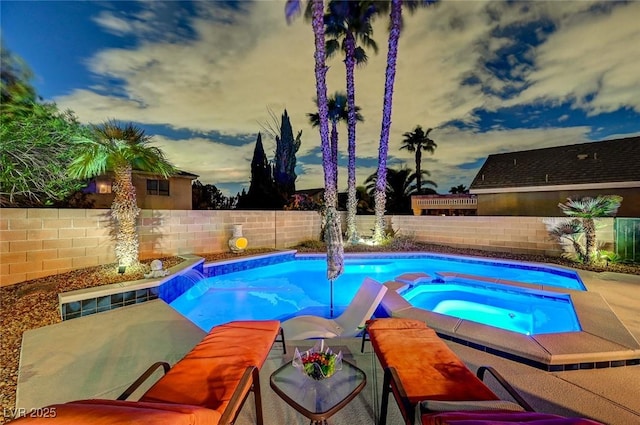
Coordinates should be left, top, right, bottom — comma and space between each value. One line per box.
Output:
85, 170, 198, 210
469, 136, 640, 216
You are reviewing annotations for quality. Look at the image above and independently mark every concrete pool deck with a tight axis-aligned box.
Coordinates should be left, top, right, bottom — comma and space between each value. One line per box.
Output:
14, 268, 640, 424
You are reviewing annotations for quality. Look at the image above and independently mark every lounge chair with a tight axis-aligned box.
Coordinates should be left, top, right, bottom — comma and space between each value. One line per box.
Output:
366, 318, 604, 425
281, 277, 388, 340
11, 320, 285, 424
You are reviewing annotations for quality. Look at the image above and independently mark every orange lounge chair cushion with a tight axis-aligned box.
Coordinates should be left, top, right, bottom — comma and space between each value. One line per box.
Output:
140, 320, 280, 414
369, 321, 498, 403
366, 317, 427, 331
421, 410, 604, 425
9, 399, 220, 424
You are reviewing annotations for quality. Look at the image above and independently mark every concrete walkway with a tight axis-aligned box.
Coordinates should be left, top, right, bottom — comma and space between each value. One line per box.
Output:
15, 269, 640, 424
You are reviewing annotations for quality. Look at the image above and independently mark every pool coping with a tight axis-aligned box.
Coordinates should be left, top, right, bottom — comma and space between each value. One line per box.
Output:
380, 272, 640, 371
57, 251, 297, 320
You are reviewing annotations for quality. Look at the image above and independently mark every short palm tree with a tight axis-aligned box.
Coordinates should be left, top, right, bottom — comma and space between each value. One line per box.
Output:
68, 121, 175, 267
400, 126, 436, 194
558, 195, 623, 264
449, 184, 468, 194
548, 219, 586, 262
325, 0, 378, 243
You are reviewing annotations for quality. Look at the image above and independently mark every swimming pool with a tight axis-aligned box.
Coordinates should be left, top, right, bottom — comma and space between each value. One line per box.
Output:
169, 253, 584, 332
401, 282, 581, 335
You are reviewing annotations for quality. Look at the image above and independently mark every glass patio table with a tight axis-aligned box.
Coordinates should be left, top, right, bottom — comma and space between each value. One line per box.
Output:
269, 358, 366, 425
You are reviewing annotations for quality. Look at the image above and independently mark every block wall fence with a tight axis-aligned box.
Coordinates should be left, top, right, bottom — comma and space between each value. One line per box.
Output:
0, 208, 613, 287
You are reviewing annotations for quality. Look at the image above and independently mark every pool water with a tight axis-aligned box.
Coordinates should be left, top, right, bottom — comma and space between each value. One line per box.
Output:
170, 255, 584, 332
401, 283, 581, 335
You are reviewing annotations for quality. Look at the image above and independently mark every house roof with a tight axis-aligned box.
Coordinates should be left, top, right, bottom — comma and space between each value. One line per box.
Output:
470, 136, 640, 192
173, 170, 199, 179
131, 169, 199, 179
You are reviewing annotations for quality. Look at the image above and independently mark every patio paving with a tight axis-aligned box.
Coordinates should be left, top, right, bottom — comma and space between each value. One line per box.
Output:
15, 268, 640, 424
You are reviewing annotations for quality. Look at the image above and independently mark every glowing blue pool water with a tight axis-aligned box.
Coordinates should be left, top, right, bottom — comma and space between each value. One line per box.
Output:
169, 254, 584, 332
401, 283, 581, 335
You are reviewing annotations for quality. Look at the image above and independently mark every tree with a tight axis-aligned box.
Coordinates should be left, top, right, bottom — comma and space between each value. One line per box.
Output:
325, 0, 378, 243
356, 185, 373, 214
308, 91, 363, 202
449, 184, 468, 194
1, 45, 88, 207
1, 103, 89, 207
558, 195, 623, 264
1, 42, 36, 113
286, 0, 344, 281
192, 180, 237, 210
237, 132, 279, 209
365, 167, 436, 214
271, 109, 302, 203
547, 219, 586, 262
400, 126, 436, 194
67, 121, 175, 267
372, 0, 436, 242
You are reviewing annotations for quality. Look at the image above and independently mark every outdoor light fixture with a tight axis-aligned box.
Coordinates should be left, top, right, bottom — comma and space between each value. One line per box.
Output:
118, 265, 126, 274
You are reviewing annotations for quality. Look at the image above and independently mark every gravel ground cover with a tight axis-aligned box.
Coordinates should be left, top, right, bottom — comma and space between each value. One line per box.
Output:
1, 243, 637, 422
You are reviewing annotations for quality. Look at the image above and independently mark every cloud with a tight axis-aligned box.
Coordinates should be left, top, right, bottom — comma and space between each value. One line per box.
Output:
92, 11, 137, 35
53, 1, 639, 196
501, 1, 640, 114
150, 134, 255, 192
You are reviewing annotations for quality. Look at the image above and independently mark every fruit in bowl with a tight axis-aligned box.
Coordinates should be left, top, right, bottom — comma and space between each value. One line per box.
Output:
293, 340, 343, 381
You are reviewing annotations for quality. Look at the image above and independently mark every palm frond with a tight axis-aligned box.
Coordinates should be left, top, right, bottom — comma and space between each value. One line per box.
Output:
285, 0, 302, 24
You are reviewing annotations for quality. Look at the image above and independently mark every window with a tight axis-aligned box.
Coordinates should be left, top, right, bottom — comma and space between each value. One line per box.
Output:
86, 179, 112, 194
147, 179, 170, 196
98, 182, 112, 194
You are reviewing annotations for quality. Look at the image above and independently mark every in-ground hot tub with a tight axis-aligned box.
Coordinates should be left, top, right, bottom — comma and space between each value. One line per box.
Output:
401, 282, 581, 336
382, 271, 640, 371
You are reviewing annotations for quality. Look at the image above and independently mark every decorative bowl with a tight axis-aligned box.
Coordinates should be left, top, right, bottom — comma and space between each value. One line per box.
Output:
292, 340, 342, 381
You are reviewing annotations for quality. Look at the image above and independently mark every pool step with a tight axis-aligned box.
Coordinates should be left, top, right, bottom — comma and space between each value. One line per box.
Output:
394, 272, 431, 286
434, 272, 546, 292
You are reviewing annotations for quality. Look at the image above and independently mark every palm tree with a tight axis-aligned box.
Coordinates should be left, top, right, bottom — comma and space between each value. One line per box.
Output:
548, 219, 586, 262
325, 0, 378, 243
356, 185, 373, 214
400, 126, 436, 194
68, 121, 175, 267
372, 0, 436, 242
308, 92, 363, 203
558, 195, 623, 264
365, 167, 436, 214
286, 0, 344, 281
449, 184, 468, 194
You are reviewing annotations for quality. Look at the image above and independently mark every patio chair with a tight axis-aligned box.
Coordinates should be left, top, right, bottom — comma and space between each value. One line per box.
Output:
281, 277, 388, 340
366, 318, 604, 425
10, 320, 285, 425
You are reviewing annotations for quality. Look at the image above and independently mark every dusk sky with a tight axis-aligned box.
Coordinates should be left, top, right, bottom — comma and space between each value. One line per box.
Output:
2, 1, 639, 196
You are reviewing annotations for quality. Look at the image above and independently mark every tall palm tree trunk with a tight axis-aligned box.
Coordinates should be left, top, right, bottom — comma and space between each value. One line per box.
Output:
345, 34, 359, 243
373, 0, 403, 242
330, 120, 339, 206
112, 163, 140, 266
415, 148, 422, 194
312, 0, 334, 208
311, 0, 343, 280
